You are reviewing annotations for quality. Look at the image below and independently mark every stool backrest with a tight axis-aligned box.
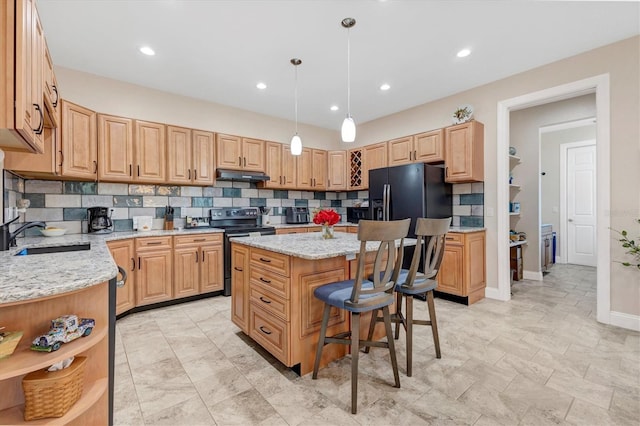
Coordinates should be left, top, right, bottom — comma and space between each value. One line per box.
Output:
404, 217, 451, 289
348, 219, 411, 308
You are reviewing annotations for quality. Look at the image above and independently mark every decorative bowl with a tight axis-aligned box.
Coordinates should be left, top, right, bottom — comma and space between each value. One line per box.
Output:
40, 227, 67, 237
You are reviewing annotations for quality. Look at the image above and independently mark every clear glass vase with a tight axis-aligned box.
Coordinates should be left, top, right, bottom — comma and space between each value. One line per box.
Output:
321, 224, 335, 239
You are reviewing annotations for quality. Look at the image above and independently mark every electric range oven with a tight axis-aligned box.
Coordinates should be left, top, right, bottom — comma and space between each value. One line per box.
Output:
209, 207, 276, 296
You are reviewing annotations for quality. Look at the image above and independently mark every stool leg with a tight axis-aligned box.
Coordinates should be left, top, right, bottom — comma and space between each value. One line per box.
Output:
312, 304, 331, 379
394, 291, 402, 339
364, 309, 378, 354
351, 312, 360, 414
427, 290, 441, 359
382, 306, 401, 388
406, 294, 413, 377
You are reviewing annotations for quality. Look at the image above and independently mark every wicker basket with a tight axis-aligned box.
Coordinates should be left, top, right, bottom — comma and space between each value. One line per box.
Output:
22, 356, 87, 421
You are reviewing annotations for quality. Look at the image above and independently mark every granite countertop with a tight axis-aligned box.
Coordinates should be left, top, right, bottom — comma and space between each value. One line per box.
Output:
273, 222, 358, 228
449, 227, 486, 233
0, 228, 223, 304
231, 232, 416, 261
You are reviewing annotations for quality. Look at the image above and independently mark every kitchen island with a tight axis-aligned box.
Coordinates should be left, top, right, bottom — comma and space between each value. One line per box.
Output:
230, 231, 415, 375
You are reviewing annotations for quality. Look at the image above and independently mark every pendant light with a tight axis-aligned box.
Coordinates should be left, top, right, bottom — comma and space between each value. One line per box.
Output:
290, 58, 302, 156
341, 17, 356, 143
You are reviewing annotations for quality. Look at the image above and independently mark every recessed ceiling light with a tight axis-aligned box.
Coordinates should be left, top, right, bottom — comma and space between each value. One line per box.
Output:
256, 82, 267, 90
330, 105, 339, 111
380, 83, 391, 91
139, 46, 155, 56
457, 48, 471, 58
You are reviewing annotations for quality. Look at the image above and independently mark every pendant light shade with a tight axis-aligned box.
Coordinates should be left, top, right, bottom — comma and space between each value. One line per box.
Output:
290, 58, 302, 156
341, 17, 356, 143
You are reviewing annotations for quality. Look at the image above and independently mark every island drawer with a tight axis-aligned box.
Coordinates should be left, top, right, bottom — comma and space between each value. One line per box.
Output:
135, 236, 173, 251
249, 304, 290, 366
250, 286, 289, 321
250, 267, 289, 299
174, 233, 222, 247
250, 248, 290, 277
444, 233, 464, 245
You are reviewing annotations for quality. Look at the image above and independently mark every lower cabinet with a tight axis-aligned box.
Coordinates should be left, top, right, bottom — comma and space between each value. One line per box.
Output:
437, 231, 486, 305
174, 234, 223, 299
231, 244, 250, 332
107, 239, 136, 315
541, 224, 553, 272
135, 236, 173, 307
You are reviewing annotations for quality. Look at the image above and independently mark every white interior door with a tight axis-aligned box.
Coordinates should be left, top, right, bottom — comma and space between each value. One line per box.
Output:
567, 143, 597, 266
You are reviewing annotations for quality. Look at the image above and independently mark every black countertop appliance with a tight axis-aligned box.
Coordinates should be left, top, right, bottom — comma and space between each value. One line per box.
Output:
88, 207, 113, 234
285, 207, 310, 224
346, 207, 370, 223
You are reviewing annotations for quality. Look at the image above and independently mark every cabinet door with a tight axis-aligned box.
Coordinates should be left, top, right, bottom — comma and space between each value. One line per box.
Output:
173, 246, 199, 299
282, 144, 297, 188
311, 149, 327, 190
388, 136, 413, 166
201, 245, 223, 293
327, 150, 347, 191
98, 114, 133, 182
193, 130, 215, 185
444, 121, 484, 183
436, 244, 464, 296
136, 249, 173, 306
107, 239, 136, 315
231, 244, 250, 333
29, 4, 44, 153
364, 142, 388, 189
296, 148, 313, 189
61, 100, 97, 179
415, 129, 444, 163
135, 120, 166, 183
242, 137, 265, 171
2, 122, 61, 176
167, 125, 192, 184
264, 141, 283, 188
216, 133, 242, 170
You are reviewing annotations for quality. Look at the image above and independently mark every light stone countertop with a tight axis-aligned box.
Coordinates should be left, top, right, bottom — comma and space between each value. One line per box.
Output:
0, 228, 224, 304
272, 222, 358, 228
231, 232, 416, 261
449, 227, 486, 233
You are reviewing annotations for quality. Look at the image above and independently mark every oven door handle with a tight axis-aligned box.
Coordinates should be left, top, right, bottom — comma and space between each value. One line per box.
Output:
227, 233, 252, 238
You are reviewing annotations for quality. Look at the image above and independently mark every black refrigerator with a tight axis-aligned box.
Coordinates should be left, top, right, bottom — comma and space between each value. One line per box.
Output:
369, 163, 452, 270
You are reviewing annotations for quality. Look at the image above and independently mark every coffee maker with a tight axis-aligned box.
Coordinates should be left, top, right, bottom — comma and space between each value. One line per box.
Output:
88, 207, 113, 234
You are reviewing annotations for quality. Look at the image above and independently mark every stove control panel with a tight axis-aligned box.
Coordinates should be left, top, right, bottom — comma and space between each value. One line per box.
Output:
209, 207, 260, 220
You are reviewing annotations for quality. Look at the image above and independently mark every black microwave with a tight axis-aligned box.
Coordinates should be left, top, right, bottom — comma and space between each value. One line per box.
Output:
346, 207, 370, 223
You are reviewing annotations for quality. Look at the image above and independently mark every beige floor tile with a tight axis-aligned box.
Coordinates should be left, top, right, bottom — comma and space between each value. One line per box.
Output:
405, 387, 482, 425
208, 388, 286, 425
546, 370, 614, 410
192, 361, 254, 408
266, 384, 332, 425
494, 353, 554, 385
297, 405, 361, 426
488, 335, 541, 361
356, 396, 430, 425
141, 394, 215, 425
502, 374, 573, 421
565, 398, 635, 425
458, 382, 529, 424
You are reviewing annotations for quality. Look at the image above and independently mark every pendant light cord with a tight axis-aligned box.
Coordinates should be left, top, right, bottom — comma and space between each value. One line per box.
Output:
294, 64, 299, 134
346, 26, 351, 118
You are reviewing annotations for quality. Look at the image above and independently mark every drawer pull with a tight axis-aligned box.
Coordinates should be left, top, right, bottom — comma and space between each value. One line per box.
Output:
259, 277, 271, 284
193, 238, 206, 242
259, 326, 272, 335
234, 266, 243, 272
146, 241, 162, 245
259, 296, 271, 304
259, 257, 271, 263
445, 237, 455, 241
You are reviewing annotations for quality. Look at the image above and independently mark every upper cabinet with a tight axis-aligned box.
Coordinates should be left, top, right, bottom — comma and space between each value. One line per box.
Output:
296, 148, 327, 190
263, 141, 296, 189
327, 150, 347, 191
0, 0, 47, 153
167, 126, 214, 186
61, 100, 98, 179
388, 129, 444, 167
42, 40, 59, 127
135, 120, 166, 183
444, 120, 484, 183
348, 148, 364, 191
216, 134, 265, 172
363, 142, 388, 189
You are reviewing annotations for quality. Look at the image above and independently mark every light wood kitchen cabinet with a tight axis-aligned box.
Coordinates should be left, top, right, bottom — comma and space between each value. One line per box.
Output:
98, 114, 133, 182
107, 239, 136, 315
437, 231, 486, 305
173, 234, 223, 299
264, 141, 296, 189
135, 120, 166, 183
388, 130, 445, 166
348, 148, 365, 190
167, 127, 215, 186
327, 150, 347, 191
216, 133, 265, 172
231, 244, 250, 333
363, 142, 388, 189
276, 227, 308, 235
296, 147, 327, 190
43, 41, 59, 123
61, 100, 98, 179
444, 120, 484, 183
135, 236, 173, 307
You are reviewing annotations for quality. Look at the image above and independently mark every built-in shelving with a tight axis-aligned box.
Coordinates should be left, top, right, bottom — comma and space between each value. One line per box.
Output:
509, 184, 521, 189
510, 240, 528, 247
509, 154, 521, 163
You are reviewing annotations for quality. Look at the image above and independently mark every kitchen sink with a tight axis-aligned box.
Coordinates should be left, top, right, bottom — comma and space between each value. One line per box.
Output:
15, 243, 91, 256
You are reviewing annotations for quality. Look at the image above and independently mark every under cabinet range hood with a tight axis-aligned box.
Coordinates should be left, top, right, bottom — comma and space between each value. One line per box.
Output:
215, 169, 270, 182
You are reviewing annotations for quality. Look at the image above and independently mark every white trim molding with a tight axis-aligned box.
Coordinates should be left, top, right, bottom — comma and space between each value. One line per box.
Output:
610, 311, 640, 332
495, 74, 611, 327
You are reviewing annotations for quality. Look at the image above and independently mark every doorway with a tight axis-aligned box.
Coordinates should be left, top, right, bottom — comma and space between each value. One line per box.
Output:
496, 74, 611, 325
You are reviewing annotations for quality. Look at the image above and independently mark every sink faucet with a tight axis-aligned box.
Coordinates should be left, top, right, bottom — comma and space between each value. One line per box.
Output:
0, 217, 47, 251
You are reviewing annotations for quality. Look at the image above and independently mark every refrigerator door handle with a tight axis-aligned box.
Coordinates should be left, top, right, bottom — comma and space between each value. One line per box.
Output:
383, 184, 390, 221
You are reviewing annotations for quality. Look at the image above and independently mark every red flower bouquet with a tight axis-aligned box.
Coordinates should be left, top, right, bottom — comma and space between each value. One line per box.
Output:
312, 209, 341, 226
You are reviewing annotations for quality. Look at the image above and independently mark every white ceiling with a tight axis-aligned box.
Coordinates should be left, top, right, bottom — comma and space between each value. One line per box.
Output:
38, 1, 639, 131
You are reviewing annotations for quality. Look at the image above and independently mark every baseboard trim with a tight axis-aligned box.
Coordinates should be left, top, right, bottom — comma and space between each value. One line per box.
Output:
485, 286, 508, 301
523, 270, 543, 281
609, 311, 640, 332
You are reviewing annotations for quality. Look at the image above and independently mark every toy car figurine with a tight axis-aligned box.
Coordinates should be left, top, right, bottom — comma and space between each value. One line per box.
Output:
30, 315, 95, 352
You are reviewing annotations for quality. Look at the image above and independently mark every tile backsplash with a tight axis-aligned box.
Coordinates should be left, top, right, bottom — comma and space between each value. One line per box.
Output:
3, 171, 484, 236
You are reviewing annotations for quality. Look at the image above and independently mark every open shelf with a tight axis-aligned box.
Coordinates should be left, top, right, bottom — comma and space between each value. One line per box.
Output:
0, 326, 107, 381
509, 184, 521, 189
509, 154, 521, 163
509, 212, 520, 216
0, 378, 107, 425
510, 240, 528, 247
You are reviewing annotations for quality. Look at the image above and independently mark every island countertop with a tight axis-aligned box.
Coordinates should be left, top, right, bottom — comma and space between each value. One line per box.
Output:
231, 231, 416, 260
0, 228, 224, 304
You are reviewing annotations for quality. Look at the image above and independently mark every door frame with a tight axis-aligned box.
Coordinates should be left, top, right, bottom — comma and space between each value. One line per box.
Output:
560, 139, 596, 266
495, 74, 611, 326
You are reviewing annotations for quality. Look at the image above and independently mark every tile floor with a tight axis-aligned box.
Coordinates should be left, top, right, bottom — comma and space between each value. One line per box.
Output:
114, 264, 640, 425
